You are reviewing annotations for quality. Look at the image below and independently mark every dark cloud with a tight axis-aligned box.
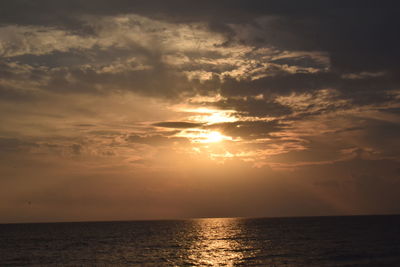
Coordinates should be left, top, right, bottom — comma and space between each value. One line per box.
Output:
379, 108, 400, 115
354, 119, 400, 158
0, 137, 38, 153
41, 64, 193, 97
8, 44, 152, 68
269, 55, 328, 70
71, 144, 82, 155
1, 1, 398, 72
219, 72, 336, 97
212, 97, 292, 117
218, 71, 400, 109
0, 1, 390, 26
1, 2, 399, 104
0, 84, 38, 102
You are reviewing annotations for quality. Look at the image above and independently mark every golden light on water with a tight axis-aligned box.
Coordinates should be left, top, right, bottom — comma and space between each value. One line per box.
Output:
187, 218, 246, 265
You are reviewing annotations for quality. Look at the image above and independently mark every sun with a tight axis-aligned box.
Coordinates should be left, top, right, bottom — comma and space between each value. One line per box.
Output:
171, 106, 236, 144
202, 131, 225, 143
196, 130, 232, 143
177, 129, 232, 143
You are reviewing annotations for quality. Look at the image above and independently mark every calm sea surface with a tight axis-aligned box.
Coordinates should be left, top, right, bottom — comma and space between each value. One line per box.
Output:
1, 215, 400, 266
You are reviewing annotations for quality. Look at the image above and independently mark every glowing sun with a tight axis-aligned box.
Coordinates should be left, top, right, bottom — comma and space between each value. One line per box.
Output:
177, 130, 231, 143
171, 106, 236, 144
201, 131, 227, 143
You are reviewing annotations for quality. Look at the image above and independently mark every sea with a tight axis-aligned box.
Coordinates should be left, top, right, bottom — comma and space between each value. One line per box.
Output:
1, 215, 400, 266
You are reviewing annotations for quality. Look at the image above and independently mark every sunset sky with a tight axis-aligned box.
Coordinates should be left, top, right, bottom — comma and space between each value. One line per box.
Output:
1, 1, 399, 223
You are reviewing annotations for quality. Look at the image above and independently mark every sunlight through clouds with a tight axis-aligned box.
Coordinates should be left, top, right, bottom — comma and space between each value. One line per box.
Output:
1, 1, 399, 223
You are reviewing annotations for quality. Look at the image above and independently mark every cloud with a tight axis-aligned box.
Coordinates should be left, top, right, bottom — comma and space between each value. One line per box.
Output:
1, 1, 399, 72
153, 121, 203, 129
0, 137, 38, 152
206, 120, 284, 140
1, 7, 398, 108
126, 134, 188, 146
212, 97, 292, 117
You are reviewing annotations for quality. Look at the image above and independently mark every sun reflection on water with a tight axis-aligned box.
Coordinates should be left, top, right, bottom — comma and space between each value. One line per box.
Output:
185, 218, 247, 266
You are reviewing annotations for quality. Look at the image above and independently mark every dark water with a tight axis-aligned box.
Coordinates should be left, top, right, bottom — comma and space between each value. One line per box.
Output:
1, 215, 400, 266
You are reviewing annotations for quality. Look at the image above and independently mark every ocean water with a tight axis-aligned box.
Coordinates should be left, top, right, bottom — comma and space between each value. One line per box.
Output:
1, 215, 400, 266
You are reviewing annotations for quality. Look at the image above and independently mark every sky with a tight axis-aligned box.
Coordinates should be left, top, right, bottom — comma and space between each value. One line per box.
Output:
1, 1, 400, 223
